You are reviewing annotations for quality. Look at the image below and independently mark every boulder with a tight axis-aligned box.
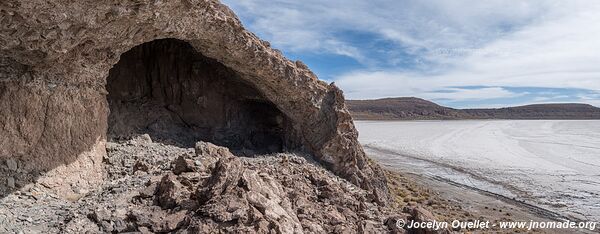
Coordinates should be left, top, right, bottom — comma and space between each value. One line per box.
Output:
172, 156, 196, 175
156, 174, 186, 209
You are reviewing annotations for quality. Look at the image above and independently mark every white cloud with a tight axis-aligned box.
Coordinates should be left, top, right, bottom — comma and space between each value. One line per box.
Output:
334, 1, 600, 103
422, 87, 521, 101
334, 71, 526, 100
223, 0, 600, 106
223, 0, 552, 58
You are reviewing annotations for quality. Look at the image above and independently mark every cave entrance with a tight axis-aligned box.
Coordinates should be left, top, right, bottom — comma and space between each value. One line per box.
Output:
106, 39, 296, 155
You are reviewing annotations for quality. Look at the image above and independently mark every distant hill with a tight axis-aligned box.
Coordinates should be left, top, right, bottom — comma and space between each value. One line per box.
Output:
346, 97, 600, 120
346, 97, 470, 120
463, 103, 600, 119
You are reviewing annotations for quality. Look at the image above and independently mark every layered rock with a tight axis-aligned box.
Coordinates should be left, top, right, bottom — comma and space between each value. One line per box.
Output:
0, 0, 388, 202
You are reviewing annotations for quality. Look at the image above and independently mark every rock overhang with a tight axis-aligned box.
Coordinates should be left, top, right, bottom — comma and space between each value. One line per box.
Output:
0, 0, 389, 204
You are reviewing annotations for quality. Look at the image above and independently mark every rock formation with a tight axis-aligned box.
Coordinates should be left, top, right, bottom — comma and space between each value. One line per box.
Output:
0, 0, 388, 204
0, 137, 444, 233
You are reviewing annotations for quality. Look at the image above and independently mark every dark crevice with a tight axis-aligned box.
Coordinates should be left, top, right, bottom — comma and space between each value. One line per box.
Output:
106, 38, 302, 155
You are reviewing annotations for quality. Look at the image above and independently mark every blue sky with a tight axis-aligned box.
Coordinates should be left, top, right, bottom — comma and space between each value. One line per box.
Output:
222, 0, 600, 108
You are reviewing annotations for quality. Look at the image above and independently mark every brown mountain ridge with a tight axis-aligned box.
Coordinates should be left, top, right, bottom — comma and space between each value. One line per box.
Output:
347, 97, 600, 120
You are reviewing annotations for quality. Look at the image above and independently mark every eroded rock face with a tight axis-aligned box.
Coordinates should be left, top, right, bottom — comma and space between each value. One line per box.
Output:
0, 0, 388, 203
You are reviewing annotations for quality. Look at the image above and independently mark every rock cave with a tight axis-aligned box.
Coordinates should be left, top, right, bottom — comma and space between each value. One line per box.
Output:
0, 0, 389, 205
106, 39, 298, 155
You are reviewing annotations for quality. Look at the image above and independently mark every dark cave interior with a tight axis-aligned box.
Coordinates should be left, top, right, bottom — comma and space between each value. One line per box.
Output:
106, 39, 299, 155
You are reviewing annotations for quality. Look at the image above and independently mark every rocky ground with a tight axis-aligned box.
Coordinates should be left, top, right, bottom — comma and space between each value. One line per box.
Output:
0, 135, 451, 233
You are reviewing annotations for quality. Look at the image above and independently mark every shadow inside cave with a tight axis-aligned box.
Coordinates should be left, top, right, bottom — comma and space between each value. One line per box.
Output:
106, 39, 300, 155
0, 38, 304, 199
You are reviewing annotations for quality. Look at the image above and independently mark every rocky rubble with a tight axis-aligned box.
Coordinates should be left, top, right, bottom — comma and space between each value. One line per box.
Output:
1, 136, 451, 233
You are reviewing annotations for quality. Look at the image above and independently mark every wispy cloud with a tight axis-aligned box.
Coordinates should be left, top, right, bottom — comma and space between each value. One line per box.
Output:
223, 0, 600, 107
422, 87, 522, 102
226, 0, 549, 59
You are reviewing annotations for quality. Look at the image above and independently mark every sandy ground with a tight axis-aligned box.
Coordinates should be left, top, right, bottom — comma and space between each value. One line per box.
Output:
357, 120, 600, 233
